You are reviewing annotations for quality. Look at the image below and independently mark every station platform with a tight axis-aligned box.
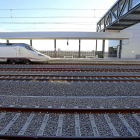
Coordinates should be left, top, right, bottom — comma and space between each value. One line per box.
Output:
49, 58, 140, 64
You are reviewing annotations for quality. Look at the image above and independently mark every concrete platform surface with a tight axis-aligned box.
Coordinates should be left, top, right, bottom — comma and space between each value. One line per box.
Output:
49, 58, 140, 64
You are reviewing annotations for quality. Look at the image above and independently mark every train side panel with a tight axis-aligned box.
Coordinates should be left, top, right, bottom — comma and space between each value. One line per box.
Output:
0, 46, 17, 58
0, 46, 17, 62
0, 43, 50, 63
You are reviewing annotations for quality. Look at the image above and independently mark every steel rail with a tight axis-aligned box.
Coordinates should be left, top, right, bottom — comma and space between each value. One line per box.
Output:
0, 107, 140, 114
0, 75, 140, 82
0, 135, 139, 139
0, 78, 139, 82
0, 67, 139, 70
0, 68, 139, 72
0, 74, 140, 78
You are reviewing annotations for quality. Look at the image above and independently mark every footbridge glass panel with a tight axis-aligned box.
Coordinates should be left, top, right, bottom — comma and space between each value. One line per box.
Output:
130, 0, 140, 9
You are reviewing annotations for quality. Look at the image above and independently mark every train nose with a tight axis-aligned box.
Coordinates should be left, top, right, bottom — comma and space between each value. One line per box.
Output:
45, 56, 51, 62
48, 56, 51, 59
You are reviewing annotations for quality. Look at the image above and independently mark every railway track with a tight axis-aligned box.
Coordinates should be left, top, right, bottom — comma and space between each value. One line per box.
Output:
0, 64, 139, 139
0, 107, 140, 139
0, 67, 140, 72
0, 75, 140, 81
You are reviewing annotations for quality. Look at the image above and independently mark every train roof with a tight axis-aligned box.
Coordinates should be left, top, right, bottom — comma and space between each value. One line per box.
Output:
0, 43, 28, 45
0, 43, 30, 47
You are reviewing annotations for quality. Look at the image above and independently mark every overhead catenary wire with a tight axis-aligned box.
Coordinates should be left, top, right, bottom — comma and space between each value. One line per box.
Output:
0, 8, 106, 31
0, 16, 102, 18
0, 22, 97, 25
0, 8, 108, 11
0, 8, 104, 26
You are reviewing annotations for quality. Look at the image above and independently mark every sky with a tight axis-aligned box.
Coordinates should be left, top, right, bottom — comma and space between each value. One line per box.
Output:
0, 0, 117, 51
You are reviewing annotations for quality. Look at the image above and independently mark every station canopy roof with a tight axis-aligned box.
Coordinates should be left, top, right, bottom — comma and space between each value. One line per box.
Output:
0, 31, 131, 40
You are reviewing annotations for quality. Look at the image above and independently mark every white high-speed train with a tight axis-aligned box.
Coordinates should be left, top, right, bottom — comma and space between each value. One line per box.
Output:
0, 43, 50, 64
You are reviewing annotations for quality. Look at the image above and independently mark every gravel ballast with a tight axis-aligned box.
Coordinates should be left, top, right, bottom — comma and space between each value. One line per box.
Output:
0, 81, 139, 96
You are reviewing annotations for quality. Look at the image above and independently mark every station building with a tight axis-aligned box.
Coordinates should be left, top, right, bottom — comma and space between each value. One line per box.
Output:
97, 0, 140, 59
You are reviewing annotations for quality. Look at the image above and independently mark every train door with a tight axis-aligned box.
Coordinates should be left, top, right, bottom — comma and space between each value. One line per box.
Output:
16, 46, 21, 57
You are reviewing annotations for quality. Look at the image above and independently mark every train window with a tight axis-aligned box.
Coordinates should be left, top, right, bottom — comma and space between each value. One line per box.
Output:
25, 45, 33, 51
38, 54, 44, 56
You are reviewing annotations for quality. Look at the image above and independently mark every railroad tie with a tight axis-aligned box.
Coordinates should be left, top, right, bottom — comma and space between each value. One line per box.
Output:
104, 114, 119, 137
56, 106, 65, 136
74, 106, 81, 137
133, 114, 140, 124
118, 114, 138, 136
87, 107, 100, 137
37, 114, 49, 136
17, 113, 34, 135
0, 113, 20, 135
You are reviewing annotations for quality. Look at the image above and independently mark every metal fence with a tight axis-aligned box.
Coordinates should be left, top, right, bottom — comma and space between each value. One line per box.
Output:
40, 50, 119, 58
40, 50, 95, 58
95, 51, 103, 58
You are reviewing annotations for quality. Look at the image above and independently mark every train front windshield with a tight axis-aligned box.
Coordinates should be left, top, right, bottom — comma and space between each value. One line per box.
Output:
24, 45, 34, 51
24, 44, 47, 57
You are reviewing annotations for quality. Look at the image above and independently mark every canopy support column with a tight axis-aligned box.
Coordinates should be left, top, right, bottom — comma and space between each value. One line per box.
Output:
54, 39, 56, 58
30, 40, 32, 47
102, 40, 105, 58
119, 40, 122, 58
79, 39, 81, 58
95, 40, 97, 51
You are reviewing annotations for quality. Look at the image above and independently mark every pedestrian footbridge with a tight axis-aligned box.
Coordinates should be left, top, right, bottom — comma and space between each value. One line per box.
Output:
97, 0, 140, 32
